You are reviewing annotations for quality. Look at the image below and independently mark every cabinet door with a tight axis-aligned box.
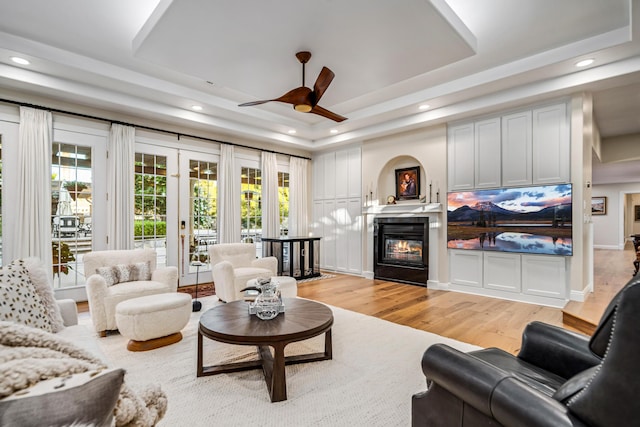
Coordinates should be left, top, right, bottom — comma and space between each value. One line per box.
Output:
532, 103, 570, 184
449, 250, 483, 287
347, 147, 362, 199
335, 150, 349, 199
483, 252, 521, 293
521, 255, 567, 299
474, 118, 501, 188
322, 200, 337, 270
323, 152, 336, 199
335, 199, 348, 271
448, 123, 475, 190
502, 111, 532, 186
347, 198, 362, 274
312, 154, 324, 200
312, 201, 324, 264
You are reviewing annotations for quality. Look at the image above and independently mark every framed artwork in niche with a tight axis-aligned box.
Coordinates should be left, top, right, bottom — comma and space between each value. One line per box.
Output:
591, 196, 607, 215
395, 167, 420, 200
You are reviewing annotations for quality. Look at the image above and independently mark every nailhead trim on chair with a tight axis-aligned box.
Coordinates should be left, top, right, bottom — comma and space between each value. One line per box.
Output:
566, 306, 617, 406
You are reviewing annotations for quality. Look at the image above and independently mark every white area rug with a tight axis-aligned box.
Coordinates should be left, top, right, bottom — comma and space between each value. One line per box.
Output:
85, 296, 479, 427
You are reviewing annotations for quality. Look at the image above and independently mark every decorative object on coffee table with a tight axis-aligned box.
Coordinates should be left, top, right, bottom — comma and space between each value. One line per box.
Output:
242, 276, 285, 320
191, 260, 203, 312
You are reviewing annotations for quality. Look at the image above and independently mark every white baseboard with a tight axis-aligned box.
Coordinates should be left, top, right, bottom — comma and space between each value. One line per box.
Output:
593, 244, 623, 250
569, 283, 593, 302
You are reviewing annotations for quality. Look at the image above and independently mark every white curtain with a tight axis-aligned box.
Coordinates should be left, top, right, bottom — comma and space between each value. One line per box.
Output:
289, 157, 309, 237
218, 144, 240, 243
15, 107, 53, 272
107, 123, 135, 249
261, 152, 280, 238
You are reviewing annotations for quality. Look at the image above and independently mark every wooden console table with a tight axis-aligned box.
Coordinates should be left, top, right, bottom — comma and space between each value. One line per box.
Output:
261, 236, 321, 280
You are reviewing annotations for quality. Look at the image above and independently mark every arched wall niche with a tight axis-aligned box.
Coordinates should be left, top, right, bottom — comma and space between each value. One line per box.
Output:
376, 155, 428, 204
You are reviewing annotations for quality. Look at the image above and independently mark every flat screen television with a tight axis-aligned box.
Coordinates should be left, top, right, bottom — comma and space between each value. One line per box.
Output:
447, 184, 572, 256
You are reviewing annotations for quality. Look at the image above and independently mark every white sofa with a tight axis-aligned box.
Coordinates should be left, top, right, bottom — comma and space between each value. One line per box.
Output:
208, 243, 277, 302
83, 248, 178, 336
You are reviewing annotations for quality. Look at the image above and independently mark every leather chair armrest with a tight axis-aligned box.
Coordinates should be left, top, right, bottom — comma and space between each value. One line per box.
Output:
421, 343, 512, 418
56, 298, 78, 327
152, 266, 179, 292
518, 321, 601, 379
252, 256, 278, 275
491, 377, 589, 427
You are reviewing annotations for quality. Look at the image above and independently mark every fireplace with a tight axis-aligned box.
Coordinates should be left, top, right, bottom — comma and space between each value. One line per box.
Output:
374, 217, 429, 286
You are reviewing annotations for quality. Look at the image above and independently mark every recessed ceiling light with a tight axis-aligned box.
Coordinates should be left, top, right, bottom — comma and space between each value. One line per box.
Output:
575, 59, 594, 68
330, 129, 339, 134
191, 105, 203, 111
419, 104, 430, 110
288, 129, 296, 135
10, 56, 30, 65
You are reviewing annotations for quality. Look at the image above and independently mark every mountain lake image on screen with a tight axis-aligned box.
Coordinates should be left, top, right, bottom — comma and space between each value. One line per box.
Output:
447, 184, 572, 256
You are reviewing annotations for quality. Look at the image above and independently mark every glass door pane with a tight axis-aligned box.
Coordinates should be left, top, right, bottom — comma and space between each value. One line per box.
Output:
134, 153, 168, 267
51, 143, 92, 288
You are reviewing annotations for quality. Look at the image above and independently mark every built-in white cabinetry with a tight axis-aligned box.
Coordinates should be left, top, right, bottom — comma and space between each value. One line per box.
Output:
312, 146, 362, 275
449, 249, 567, 306
502, 110, 532, 186
483, 252, 521, 293
448, 101, 570, 190
521, 254, 567, 300
449, 250, 483, 287
532, 103, 570, 184
474, 118, 502, 188
447, 123, 474, 190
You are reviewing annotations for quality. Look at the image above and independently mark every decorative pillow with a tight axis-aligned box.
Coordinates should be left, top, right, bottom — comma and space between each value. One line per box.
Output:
0, 264, 53, 332
0, 368, 125, 427
13, 258, 65, 333
96, 262, 151, 286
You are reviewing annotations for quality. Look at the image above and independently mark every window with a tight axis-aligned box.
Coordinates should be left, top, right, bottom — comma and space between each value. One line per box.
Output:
241, 166, 262, 249
134, 153, 167, 267
189, 160, 217, 266
278, 171, 289, 236
0, 137, 3, 266
51, 143, 92, 288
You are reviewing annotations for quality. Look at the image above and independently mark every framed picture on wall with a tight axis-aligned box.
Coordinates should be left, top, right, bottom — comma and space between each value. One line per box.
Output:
591, 196, 607, 215
395, 167, 420, 200
635, 205, 640, 222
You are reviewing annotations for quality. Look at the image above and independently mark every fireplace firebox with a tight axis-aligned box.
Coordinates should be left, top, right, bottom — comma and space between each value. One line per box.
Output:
374, 217, 429, 286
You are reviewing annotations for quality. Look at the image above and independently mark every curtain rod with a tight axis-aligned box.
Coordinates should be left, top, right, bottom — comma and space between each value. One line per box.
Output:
0, 98, 312, 161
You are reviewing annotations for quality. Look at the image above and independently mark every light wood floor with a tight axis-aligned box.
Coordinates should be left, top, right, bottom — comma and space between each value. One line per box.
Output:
296, 245, 635, 354
78, 245, 635, 355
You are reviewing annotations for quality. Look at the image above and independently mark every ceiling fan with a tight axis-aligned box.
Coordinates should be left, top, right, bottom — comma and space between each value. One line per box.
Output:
238, 51, 347, 122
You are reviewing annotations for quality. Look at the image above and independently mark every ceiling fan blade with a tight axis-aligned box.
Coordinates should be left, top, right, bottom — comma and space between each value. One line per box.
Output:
274, 86, 312, 105
238, 100, 272, 107
312, 67, 335, 104
239, 87, 311, 108
310, 104, 347, 122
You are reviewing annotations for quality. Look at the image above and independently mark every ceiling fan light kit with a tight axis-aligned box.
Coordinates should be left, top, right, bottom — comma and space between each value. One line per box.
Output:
239, 51, 347, 122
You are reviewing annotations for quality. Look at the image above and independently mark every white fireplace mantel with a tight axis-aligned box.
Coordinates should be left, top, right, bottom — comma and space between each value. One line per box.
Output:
363, 202, 442, 216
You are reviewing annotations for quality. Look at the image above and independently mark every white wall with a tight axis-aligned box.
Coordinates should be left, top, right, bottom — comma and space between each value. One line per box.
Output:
592, 183, 640, 249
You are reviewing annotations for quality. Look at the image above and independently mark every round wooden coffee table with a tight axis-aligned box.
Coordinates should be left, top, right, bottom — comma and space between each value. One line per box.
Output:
197, 298, 333, 402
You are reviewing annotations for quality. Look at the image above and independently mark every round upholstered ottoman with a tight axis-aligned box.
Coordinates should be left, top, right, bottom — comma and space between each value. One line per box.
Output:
115, 293, 192, 352
244, 276, 297, 300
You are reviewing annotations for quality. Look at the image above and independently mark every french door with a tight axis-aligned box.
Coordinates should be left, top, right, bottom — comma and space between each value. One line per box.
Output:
178, 149, 219, 285
135, 143, 220, 287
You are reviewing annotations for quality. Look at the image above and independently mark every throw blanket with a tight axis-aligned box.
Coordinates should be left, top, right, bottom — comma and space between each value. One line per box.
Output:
0, 321, 167, 426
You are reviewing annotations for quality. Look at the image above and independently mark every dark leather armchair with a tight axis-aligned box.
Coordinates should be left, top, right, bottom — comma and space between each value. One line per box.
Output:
412, 274, 640, 427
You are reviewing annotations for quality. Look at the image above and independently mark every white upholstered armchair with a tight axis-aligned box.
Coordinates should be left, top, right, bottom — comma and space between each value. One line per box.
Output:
208, 243, 277, 303
83, 248, 178, 336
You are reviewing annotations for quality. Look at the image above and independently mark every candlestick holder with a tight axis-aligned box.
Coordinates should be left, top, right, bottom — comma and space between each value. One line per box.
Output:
429, 184, 432, 203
